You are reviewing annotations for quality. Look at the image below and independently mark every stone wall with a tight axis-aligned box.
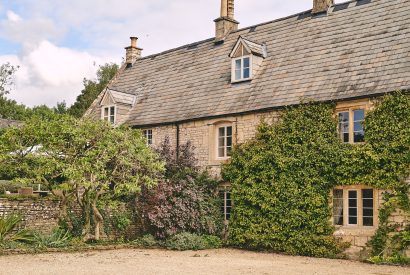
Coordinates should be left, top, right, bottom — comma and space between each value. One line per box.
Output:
0, 197, 61, 233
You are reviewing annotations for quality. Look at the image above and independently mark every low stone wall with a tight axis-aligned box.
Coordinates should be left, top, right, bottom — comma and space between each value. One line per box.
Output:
0, 197, 61, 233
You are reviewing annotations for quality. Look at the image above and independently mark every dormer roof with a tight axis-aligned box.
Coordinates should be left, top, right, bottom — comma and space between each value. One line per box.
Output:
100, 89, 136, 107
229, 37, 267, 58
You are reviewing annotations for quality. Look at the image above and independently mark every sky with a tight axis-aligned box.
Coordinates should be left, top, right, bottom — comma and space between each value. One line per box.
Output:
0, 0, 344, 107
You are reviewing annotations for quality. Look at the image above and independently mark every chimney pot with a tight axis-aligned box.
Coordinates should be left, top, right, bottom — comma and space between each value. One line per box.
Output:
312, 0, 334, 14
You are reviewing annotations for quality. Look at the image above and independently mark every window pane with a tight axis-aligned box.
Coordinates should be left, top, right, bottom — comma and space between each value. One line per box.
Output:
354, 109, 365, 121
354, 132, 364, 143
338, 112, 349, 143
227, 126, 232, 136
218, 147, 225, 158
348, 190, 358, 225
104, 107, 109, 117
227, 146, 232, 156
227, 136, 232, 147
333, 189, 344, 226
243, 57, 250, 68
235, 69, 241, 80
362, 189, 373, 226
243, 68, 250, 79
219, 127, 225, 138
363, 217, 373, 226
110, 115, 115, 124
219, 137, 225, 147
349, 216, 357, 225
235, 59, 241, 70
353, 109, 365, 143
343, 133, 349, 143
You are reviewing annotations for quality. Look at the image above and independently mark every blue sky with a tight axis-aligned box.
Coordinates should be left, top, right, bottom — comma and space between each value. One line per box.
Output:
0, 0, 343, 107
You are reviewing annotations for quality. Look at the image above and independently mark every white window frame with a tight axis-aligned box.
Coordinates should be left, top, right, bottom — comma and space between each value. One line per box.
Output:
101, 105, 116, 125
216, 124, 233, 159
231, 55, 253, 83
332, 186, 376, 228
143, 129, 153, 145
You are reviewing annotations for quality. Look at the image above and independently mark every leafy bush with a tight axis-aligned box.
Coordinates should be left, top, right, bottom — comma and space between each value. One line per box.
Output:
138, 138, 222, 238
132, 234, 158, 247
202, 235, 222, 249
164, 233, 222, 251
165, 232, 206, 251
0, 214, 35, 244
111, 211, 132, 232
34, 228, 71, 248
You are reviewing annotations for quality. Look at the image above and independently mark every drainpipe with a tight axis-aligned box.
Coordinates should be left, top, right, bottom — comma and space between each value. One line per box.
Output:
176, 124, 180, 160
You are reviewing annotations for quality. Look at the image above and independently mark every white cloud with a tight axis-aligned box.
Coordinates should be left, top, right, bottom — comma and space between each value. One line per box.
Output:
1, 41, 117, 107
6, 10, 21, 22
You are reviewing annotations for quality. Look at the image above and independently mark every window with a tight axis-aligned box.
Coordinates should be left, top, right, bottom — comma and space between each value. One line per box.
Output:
233, 56, 251, 82
218, 125, 233, 158
338, 109, 365, 143
332, 187, 374, 227
102, 106, 116, 125
219, 188, 232, 221
143, 129, 153, 145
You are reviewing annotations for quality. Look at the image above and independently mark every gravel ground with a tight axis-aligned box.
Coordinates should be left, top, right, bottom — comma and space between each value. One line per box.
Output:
0, 248, 408, 275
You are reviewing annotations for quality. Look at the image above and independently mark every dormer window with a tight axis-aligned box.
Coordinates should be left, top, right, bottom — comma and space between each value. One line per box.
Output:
103, 106, 116, 125
229, 36, 267, 83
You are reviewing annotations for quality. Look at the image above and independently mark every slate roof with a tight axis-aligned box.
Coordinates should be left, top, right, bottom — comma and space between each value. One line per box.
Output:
0, 119, 21, 129
89, 0, 410, 126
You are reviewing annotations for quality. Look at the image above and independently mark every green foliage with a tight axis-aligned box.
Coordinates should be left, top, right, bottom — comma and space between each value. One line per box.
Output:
0, 214, 35, 244
0, 113, 164, 241
223, 102, 344, 257
68, 63, 118, 118
132, 234, 158, 247
34, 228, 71, 248
223, 93, 410, 259
111, 211, 132, 233
164, 232, 221, 251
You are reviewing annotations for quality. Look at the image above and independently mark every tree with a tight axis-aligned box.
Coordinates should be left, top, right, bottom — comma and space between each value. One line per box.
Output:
138, 137, 222, 238
0, 114, 164, 240
68, 63, 119, 118
0, 62, 18, 97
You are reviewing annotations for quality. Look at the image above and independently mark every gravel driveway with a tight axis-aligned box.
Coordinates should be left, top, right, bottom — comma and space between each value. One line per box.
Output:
0, 248, 408, 275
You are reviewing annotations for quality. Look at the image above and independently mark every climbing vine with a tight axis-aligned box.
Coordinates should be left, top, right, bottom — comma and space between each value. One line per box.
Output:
223, 92, 409, 261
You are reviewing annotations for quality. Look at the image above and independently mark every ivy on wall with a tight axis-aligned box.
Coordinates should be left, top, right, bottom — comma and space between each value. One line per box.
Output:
223, 92, 409, 260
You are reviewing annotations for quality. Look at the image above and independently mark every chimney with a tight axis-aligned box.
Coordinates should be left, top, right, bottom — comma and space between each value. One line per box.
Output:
312, 0, 334, 14
214, 0, 239, 43
125, 37, 142, 66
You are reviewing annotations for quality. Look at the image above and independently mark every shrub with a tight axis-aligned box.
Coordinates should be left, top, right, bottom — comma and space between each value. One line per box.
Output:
202, 235, 222, 249
132, 234, 158, 247
138, 138, 222, 239
165, 232, 206, 251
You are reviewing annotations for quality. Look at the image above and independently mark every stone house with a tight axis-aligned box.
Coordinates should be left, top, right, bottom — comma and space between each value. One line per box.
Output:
86, 0, 410, 255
